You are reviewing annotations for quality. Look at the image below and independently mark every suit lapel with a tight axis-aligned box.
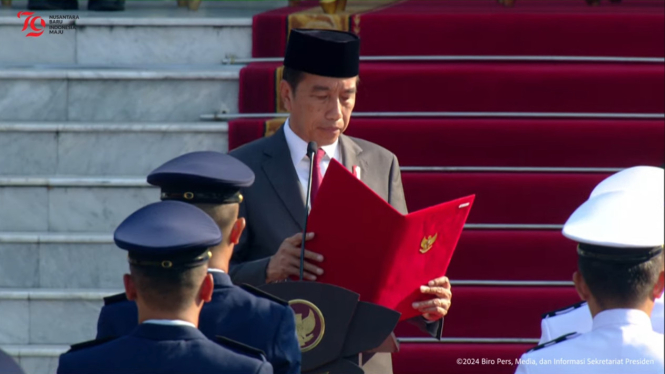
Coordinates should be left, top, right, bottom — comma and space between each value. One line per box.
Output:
339, 134, 365, 180
262, 127, 306, 230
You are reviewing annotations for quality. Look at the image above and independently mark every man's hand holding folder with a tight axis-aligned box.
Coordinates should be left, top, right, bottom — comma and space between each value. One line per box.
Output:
267, 231, 323, 282
300, 159, 474, 321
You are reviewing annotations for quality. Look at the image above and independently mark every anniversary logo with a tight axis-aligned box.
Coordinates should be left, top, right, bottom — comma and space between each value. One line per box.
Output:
17, 11, 78, 37
48, 14, 78, 34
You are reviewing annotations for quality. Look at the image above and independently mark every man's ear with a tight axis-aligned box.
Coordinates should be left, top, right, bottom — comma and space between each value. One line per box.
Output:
124, 274, 138, 301
229, 218, 246, 245
200, 273, 214, 303
652, 270, 665, 300
573, 271, 590, 301
280, 80, 294, 112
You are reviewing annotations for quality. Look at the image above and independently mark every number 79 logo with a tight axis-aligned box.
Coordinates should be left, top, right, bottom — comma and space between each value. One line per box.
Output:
18, 11, 46, 38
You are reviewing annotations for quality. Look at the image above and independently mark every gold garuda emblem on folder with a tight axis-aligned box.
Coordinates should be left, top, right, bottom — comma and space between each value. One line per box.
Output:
289, 299, 325, 352
420, 233, 438, 254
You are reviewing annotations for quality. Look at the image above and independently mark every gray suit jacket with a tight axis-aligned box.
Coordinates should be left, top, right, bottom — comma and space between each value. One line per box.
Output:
228, 126, 443, 372
229, 125, 407, 285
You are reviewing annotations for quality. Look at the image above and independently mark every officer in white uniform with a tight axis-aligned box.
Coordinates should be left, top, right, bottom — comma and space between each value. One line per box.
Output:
515, 189, 665, 374
538, 166, 665, 343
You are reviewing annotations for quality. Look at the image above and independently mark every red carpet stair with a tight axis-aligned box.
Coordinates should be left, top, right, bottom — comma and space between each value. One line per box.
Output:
253, 0, 665, 58
233, 1, 665, 373
239, 62, 664, 114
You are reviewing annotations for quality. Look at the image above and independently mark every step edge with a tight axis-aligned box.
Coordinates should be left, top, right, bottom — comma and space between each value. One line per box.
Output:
203, 112, 665, 120
0, 177, 150, 187
0, 123, 229, 132
450, 280, 574, 287
0, 232, 113, 243
0, 345, 70, 357
75, 17, 253, 27
228, 55, 665, 64
0, 225, 564, 244
0, 289, 122, 300
0, 282, 574, 301
398, 337, 540, 344
1, 339, 537, 356
401, 167, 621, 173
0, 166, 622, 187
0, 69, 240, 80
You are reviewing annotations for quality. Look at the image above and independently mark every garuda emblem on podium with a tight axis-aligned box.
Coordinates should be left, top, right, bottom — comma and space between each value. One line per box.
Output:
289, 299, 326, 352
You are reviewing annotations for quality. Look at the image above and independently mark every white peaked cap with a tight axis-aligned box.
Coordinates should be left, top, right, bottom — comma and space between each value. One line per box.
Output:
590, 166, 664, 199
563, 190, 664, 248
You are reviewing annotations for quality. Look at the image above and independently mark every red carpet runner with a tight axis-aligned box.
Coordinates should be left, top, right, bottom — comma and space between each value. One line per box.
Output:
228, 118, 664, 167
238, 2, 665, 374
253, 0, 665, 58
239, 62, 665, 114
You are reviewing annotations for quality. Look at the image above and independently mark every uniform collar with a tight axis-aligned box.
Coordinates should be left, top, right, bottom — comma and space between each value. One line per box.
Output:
209, 270, 233, 288
132, 322, 205, 341
592, 308, 653, 331
283, 118, 339, 165
143, 319, 196, 329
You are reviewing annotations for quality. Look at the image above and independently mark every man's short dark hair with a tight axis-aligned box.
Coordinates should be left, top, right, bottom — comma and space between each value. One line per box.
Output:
579, 251, 664, 308
130, 263, 207, 312
195, 203, 239, 245
282, 66, 306, 95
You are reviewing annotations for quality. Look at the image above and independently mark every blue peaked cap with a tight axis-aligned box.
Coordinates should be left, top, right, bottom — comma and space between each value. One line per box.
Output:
114, 201, 222, 269
148, 151, 255, 205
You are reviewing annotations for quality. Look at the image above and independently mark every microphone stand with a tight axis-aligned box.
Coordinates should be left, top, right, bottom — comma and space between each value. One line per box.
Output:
300, 141, 318, 281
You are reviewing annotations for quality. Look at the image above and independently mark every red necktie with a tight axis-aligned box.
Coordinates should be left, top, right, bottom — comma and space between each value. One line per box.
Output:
310, 148, 326, 202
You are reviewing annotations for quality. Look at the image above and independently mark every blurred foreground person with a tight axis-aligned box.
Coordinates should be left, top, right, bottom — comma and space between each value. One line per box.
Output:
539, 166, 665, 342
96, 152, 300, 374
516, 188, 664, 374
58, 201, 273, 374
0, 349, 25, 374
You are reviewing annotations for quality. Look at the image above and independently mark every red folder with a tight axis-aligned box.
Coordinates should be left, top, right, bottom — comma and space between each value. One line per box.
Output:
307, 159, 474, 321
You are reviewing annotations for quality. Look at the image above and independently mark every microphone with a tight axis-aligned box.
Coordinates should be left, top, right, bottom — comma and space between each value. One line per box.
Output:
300, 141, 318, 281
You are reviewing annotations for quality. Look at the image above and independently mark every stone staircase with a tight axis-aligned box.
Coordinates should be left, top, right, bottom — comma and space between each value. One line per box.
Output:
0, 2, 284, 372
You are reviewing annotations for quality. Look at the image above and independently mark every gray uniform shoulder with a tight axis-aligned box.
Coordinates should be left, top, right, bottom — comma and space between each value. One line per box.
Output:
215, 336, 267, 361
527, 332, 581, 353
239, 284, 289, 306
66, 337, 117, 354
103, 292, 128, 306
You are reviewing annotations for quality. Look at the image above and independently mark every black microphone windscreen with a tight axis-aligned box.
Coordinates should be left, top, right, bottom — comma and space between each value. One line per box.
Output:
307, 141, 318, 156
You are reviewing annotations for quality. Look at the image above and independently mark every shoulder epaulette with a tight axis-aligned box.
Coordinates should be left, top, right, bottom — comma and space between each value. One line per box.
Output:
541, 301, 587, 319
240, 284, 289, 306
103, 293, 128, 306
68, 336, 117, 353
526, 332, 580, 353
215, 336, 267, 360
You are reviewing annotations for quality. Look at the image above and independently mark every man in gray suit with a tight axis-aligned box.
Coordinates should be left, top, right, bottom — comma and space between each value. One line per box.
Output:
230, 29, 452, 373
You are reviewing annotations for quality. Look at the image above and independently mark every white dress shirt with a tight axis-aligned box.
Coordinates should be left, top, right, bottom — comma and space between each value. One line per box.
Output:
143, 319, 197, 329
516, 309, 665, 374
283, 118, 341, 202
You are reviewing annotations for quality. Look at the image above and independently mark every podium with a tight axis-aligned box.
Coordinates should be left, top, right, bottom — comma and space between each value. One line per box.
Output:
259, 160, 473, 372
261, 282, 400, 374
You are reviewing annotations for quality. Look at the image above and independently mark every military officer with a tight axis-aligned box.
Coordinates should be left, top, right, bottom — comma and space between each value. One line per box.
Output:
58, 201, 273, 374
95, 152, 301, 374
515, 189, 665, 374
538, 166, 665, 343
